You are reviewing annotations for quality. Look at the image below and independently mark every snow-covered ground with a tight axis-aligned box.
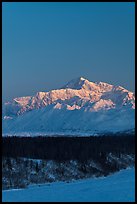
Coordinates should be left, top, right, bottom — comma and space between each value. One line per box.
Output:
2, 168, 135, 202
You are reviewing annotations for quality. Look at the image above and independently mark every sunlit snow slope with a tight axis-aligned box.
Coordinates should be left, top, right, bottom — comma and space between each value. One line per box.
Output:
3, 77, 135, 136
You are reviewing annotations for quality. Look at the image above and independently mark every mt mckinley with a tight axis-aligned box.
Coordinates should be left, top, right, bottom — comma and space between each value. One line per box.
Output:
2, 77, 135, 136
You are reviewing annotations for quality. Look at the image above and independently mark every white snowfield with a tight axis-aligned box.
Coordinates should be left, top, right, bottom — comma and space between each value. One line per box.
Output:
2, 168, 135, 202
2, 77, 135, 136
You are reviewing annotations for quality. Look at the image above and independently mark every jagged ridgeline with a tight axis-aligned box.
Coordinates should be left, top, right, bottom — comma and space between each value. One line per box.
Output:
3, 77, 135, 136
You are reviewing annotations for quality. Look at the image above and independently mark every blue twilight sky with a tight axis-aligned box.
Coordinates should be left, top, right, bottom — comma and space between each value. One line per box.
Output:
2, 2, 135, 102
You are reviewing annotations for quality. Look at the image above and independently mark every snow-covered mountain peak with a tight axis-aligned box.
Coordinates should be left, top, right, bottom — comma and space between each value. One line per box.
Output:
3, 77, 135, 116
79, 77, 86, 81
2, 77, 135, 135
62, 77, 116, 93
62, 76, 88, 90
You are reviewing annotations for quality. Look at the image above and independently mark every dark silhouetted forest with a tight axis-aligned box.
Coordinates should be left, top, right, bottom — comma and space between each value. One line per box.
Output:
3, 134, 135, 162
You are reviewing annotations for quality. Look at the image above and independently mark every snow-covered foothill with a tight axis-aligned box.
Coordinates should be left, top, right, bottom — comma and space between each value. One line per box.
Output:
2, 168, 135, 202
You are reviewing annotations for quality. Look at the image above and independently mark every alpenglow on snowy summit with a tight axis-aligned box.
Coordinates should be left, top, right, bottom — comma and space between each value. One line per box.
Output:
3, 77, 135, 136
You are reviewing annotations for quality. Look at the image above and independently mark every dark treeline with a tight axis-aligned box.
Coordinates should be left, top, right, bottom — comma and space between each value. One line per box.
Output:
3, 134, 135, 162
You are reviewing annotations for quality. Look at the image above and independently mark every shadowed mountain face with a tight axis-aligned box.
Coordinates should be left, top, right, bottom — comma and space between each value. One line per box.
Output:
2, 77, 135, 136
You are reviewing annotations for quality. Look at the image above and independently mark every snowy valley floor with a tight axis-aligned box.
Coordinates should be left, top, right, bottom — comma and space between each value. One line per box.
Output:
2, 168, 135, 202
